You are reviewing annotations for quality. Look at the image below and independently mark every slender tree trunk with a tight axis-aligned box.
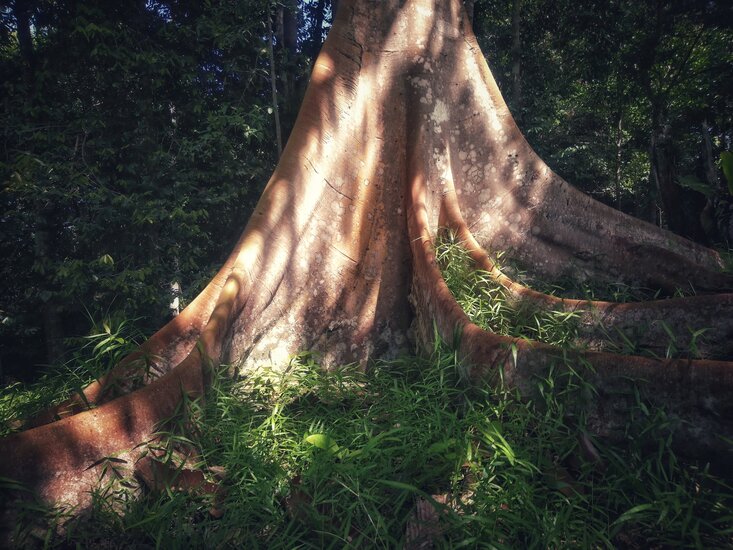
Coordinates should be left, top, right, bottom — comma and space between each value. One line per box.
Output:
283, 0, 298, 56
309, 0, 327, 59
650, 116, 681, 230
33, 210, 64, 365
637, 1, 664, 225
13, 0, 35, 80
280, 0, 300, 143
463, 0, 475, 25
650, 111, 707, 242
275, 5, 285, 49
615, 111, 623, 208
169, 282, 181, 317
273, 0, 301, 145
702, 119, 719, 189
267, 12, 283, 157
510, 0, 522, 112
702, 119, 732, 245
169, 250, 182, 318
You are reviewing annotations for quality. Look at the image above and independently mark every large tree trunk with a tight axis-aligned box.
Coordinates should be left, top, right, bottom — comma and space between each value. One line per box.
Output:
2, 0, 733, 521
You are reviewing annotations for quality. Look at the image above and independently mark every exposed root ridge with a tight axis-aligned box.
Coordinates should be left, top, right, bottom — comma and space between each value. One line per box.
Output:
407, 111, 733, 463
0, 258, 250, 509
439, 180, 733, 360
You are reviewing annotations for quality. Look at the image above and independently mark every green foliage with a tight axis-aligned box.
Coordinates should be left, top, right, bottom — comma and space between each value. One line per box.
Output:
7, 342, 731, 547
475, 0, 733, 216
0, 0, 277, 375
436, 233, 580, 348
0, 315, 141, 437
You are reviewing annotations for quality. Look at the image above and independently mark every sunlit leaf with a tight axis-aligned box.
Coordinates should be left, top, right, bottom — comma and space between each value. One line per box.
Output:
304, 433, 340, 455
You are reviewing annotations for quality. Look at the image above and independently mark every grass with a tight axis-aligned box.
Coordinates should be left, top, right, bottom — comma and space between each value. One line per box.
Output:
435, 235, 581, 348
436, 234, 716, 360
447, 234, 674, 305
0, 316, 142, 437
6, 349, 733, 547
2, 247, 733, 548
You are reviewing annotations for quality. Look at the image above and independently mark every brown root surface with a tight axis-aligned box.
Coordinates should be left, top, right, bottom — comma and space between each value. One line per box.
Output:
440, 186, 733, 359
2, 0, 732, 519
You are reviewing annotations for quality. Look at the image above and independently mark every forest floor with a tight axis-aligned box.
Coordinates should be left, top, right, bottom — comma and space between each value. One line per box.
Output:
1, 241, 732, 548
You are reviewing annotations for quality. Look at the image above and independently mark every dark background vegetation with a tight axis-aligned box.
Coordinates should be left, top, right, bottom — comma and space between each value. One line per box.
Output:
1, 0, 732, 381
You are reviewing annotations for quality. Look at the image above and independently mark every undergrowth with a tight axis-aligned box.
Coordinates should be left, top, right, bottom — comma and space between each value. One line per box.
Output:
2, 248, 733, 548
436, 234, 715, 360
6, 347, 733, 548
0, 317, 142, 437
436, 236, 580, 348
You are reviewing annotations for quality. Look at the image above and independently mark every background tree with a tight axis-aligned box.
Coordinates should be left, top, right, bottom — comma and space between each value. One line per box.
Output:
473, 0, 733, 239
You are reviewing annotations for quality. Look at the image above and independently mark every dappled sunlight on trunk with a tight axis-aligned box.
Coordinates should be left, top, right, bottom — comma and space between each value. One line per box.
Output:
1, 0, 732, 520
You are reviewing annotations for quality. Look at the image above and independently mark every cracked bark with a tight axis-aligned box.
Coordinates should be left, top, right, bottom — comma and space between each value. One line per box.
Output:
1, 0, 732, 521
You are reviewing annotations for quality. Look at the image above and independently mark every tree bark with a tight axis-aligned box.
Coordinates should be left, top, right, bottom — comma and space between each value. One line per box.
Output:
463, 0, 475, 25
1, 0, 732, 522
